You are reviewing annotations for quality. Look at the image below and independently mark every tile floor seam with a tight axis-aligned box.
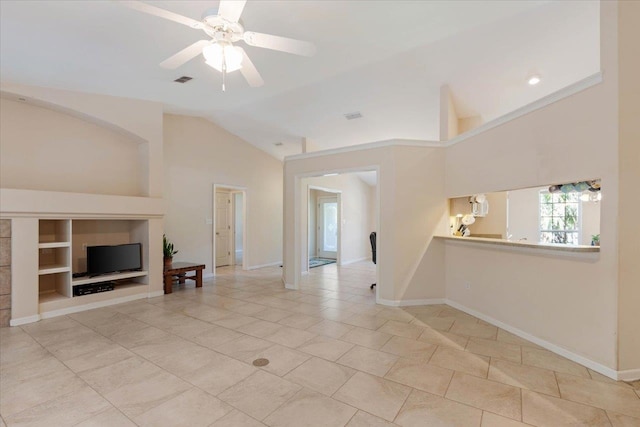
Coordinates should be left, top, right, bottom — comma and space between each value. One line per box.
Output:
519, 385, 524, 422
6, 263, 635, 426
603, 409, 615, 427
441, 354, 457, 397
390, 383, 415, 424
12, 321, 129, 424
61, 349, 141, 427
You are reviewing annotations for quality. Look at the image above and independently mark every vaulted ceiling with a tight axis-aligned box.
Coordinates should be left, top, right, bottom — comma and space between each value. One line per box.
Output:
0, 1, 600, 159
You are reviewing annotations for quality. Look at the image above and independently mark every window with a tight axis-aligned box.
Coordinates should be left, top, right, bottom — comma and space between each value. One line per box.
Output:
539, 191, 580, 244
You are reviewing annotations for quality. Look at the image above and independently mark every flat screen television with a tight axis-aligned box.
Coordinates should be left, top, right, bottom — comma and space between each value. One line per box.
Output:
87, 243, 142, 277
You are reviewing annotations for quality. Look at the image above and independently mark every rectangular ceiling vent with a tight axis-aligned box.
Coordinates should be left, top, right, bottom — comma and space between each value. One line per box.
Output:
344, 112, 363, 120
174, 76, 193, 83
274, 142, 284, 146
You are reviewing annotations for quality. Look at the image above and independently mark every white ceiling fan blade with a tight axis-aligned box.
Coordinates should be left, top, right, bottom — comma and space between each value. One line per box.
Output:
243, 31, 316, 57
116, 1, 202, 29
218, 0, 247, 23
160, 40, 210, 69
238, 47, 264, 87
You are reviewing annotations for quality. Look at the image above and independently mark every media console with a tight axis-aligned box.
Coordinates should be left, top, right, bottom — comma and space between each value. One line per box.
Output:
73, 281, 115, 296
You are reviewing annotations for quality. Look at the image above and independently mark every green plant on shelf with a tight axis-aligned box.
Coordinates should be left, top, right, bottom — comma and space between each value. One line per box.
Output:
163, 234, 178, 258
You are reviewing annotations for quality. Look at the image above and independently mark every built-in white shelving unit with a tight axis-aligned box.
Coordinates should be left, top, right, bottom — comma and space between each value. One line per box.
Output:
38, 220, 72, 298
36, 219, 149, 313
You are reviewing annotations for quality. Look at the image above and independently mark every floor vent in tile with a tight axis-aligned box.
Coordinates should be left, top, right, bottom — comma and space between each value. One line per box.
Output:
253, 358, 270, 367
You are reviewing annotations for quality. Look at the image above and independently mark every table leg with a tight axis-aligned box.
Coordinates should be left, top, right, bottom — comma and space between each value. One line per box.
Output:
164, 274, 173, 294
196, 268, 203, 288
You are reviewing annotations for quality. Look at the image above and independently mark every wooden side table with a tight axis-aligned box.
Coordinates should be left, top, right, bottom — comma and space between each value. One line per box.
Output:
163, 262, 205, 294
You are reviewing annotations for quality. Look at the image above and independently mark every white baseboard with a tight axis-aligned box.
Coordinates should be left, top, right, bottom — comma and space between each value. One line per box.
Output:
284, 282, 297, 290
40, 293, 150, 320
377, 297, 446, 307
340, 257, 370, 266
148, 290, 165, 298
617, 368, 640, 382
445, 299, 623, 381
247, 261, 282, 270
10, 314, 41, 326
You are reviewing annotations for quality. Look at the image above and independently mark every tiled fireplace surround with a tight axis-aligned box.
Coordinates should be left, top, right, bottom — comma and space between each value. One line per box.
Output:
0, 219, 10, 327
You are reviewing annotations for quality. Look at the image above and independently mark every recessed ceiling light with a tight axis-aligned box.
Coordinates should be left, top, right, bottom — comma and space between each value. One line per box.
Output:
323, 173, 338, 177
528, 75, 541, 86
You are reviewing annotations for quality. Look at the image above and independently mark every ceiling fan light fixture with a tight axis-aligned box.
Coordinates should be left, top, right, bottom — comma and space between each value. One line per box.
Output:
203, 42, 243, 72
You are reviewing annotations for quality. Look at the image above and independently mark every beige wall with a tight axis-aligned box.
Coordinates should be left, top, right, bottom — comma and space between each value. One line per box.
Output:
163, 114, 283, 275
617, 0, 640, 372
0, 98, 144, 196
284, 144, 448, 303
0, 82, 164, 198
443, 1, 619, 369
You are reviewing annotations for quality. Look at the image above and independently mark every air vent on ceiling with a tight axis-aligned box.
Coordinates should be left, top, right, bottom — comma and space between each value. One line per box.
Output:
344, 112, 363, 120
173, 76, 193, 83
274, 142, 284, 146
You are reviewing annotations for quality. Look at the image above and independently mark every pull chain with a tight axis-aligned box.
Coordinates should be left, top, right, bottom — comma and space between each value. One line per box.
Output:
222, 48, 227, 92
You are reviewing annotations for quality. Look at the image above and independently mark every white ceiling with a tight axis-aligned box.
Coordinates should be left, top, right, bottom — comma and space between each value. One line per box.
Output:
0, 1, 600, 159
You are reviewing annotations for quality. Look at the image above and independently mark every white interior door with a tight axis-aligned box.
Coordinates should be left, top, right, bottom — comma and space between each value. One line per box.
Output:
233, 192, 243, 265
216, 191, 232, 267
317, 196, 338, 259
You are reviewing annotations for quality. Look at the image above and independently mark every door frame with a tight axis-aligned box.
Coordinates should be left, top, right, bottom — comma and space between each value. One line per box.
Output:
230, 191, 244, 266
293, 167, 379, 296
307, 186, 341, 272
213, 183, 247, 274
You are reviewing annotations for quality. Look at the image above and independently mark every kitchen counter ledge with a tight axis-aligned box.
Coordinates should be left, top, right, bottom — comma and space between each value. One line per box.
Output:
435, 235, 600, 253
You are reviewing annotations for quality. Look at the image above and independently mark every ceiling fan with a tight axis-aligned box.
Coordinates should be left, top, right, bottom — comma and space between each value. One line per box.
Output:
117, 0, 316, 90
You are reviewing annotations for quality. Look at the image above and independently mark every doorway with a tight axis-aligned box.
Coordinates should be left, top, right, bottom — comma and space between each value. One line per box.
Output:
215, 190, 232, 267
233, 192, 243, 265
307, 187, 341, 270
213, 184, 247, 272
317, 195, 338, 259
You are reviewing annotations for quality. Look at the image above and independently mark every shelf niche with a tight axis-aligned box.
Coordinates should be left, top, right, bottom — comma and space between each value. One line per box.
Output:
36, 218, 150, 309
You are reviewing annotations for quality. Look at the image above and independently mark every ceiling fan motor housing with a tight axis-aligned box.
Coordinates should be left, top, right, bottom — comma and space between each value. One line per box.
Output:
201, 9, 244, 42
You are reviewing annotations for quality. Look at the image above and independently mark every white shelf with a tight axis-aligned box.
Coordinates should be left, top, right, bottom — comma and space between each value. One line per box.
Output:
39, 265, 71, 275
38, 242, 70, 249
39, 290, 69, 304
72, 270, 148, 286
40, 281, 149, 314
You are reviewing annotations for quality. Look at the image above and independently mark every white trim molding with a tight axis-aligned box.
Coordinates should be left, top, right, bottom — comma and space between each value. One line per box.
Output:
10, 314, 41, 326
247, 261, 282, 270
445, 299, 624, 381
617, 369, 640, 382
340, 257, 371, 266
39, 293, 150, 320
285, 139, 443, 162
148, 290, 165, 298
376, 297, 446, 307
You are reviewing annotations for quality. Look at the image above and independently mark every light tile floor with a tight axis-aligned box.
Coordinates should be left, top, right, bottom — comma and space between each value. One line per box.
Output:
1, 262, 639, 426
